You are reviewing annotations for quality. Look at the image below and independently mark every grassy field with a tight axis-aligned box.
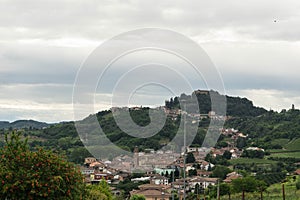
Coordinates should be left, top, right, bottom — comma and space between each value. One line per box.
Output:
269, 151, 300, 159
268, 138, 300, 159
285, 138, 300, 151
269, 138, 300, 152
268, 149, 287, 153
212, 176, 300, 200
271, 138, 290, 147
263, 175, 300, 199
229, 158, 277, 165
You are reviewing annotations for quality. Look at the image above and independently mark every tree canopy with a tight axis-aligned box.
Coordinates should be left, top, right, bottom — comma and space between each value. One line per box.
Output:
186, 152, 196, 163
0, 132, 84, 200
84, 178, 114, 200
130, 194, 146, 200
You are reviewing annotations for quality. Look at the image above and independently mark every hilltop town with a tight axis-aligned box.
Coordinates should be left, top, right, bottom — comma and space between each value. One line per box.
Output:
77, 91, 300, 199
1, 91, 300, 199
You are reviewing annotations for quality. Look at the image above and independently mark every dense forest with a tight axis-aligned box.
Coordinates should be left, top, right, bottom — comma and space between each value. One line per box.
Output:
165, 90, 266, 117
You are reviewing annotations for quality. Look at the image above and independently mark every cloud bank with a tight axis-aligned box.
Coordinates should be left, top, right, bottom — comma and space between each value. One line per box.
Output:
1, 0, 300, 122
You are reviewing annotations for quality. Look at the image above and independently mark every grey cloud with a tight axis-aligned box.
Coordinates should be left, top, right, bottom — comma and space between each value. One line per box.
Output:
220, 72, 300, 92
0, 42, 88, 84
0, 0, 300, 41
0, 83, 73, 103
1, 0, 300, 122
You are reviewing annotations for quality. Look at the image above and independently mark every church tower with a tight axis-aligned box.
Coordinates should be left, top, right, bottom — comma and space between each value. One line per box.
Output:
134, 146, 139, 168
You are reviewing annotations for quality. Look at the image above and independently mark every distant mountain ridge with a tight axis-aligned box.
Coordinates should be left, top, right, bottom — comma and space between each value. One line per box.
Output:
0, 120, 51, 130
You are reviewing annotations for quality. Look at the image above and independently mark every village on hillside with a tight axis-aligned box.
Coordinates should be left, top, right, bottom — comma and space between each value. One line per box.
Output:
2, 95, 300, 199
78, 99, 300, 199
80, 105, 267, 200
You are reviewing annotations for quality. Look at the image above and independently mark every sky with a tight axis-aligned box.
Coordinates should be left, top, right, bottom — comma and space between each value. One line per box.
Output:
1, 0, 300, 122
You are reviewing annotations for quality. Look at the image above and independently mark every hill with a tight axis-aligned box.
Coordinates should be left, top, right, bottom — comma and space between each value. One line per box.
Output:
0, 120, 51, 130
225, 109, 300, 149
165, 90, 267, 117
0, 90, 270, 164
1, 90, 299, 199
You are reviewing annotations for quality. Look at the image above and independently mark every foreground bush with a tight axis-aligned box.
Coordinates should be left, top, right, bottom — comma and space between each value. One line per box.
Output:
84, 179, 114, 200
0, 132, 85, 200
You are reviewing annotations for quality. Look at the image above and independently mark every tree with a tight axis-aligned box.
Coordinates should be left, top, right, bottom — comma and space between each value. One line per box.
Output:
69, 146, 93, 164
209, 183, 231, 199
223, 150, 232, 160
174, 167, 180, 178
217, 141, 228, 148
296, 179, 300, 190
186, 152, 196, 163
174, 97, 180, 108
165, 170, 169, 177
194, 183, 201, 196
130, 194, 146, 200
236, 137, 246, 149
169, 171, 175, 183
188, 169, 197, 177
211, 165, 231, 180
84, 178, 114, 200
58, 137, 72, 150
241, 150, 264, 159
205, 153, 212, 163
232, 177, 257, 200
219, 183, 232, 199
116, 178, 140, 197
256, 180, 267, 200
207, 163, 212, 171
99, 178, 113, 199
0, 132, 85, 200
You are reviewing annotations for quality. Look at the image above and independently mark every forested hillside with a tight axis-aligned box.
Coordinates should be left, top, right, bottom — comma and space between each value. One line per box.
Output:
0, 90, 291, 164
165, 90, 267, 117
225, 108, 300, 149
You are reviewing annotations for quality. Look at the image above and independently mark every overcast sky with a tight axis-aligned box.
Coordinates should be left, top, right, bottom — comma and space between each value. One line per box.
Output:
1, 0, 300, 122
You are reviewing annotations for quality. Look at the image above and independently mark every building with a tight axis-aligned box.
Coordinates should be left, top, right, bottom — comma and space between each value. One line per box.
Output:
223, 172, 242, 183
84, 157, 97, 165
130, 184, 171, 200
150, 174, 169, 185
197, 170, 212, 177
194, 90, 209, 95
172, 179, 190, 194
246, 147, 265, 152
154, 167, 176, 175
189, 177, 218, 189
80, 167, 95, 175
294, 169, 300, 175
90, 172, 114, 184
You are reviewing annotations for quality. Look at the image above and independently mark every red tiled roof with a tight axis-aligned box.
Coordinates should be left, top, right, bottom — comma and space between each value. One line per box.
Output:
295, 169, 300, 175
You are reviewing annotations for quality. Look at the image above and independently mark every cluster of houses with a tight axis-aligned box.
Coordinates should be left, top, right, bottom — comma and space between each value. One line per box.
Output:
80, 141, 248, 200
221, 128, 247, 140
82, 101, 268, 199
81, 155, 222, 199
164, 106, 227, 121
80, 119, 271, 199
80, 123, 265, 199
